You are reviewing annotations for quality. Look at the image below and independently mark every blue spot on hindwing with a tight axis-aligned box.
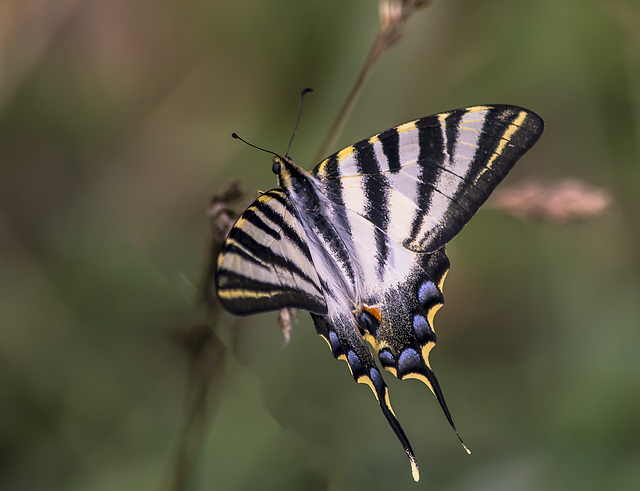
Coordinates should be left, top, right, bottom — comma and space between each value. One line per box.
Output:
329, 330, 342, 356
413, 314, 436, 344
347, 350, 364, 376
369, 367, 384, 390
378, 349, 396, 368
418, 280, 441, 309
397, 348, 421, 378
359, 310, 378, 337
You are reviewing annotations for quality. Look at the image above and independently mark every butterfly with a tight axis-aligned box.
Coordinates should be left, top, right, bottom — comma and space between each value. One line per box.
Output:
216, 105, 544, 481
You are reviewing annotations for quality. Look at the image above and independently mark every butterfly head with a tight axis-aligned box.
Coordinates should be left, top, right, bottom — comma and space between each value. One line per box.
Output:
272, 155, 311, 191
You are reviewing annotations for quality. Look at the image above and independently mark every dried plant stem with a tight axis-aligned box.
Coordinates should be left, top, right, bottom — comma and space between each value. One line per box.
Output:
166, 183, 244, 491
168, 326, 227, 491
314, 40, 382, 162
315, 0, 434, 161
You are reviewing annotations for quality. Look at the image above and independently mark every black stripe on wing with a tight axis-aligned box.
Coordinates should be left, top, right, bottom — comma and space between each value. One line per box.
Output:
354, 139, 391, 280
379, 126, 401, 173
216, 189, 327, 315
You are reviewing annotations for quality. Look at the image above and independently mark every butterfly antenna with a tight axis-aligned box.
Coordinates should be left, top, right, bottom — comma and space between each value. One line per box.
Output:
231, 133, 281, 159
285, 87, 313, 157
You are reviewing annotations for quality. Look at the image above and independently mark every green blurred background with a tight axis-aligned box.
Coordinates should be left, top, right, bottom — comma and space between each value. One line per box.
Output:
1, 0, 639, 490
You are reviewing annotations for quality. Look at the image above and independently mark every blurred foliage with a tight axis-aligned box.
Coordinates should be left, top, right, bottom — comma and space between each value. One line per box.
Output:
1, 0, 639, 490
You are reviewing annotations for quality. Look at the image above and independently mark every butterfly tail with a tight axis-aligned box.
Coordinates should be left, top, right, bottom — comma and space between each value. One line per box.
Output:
405, 362, 471, 455
312, 313, 421, 482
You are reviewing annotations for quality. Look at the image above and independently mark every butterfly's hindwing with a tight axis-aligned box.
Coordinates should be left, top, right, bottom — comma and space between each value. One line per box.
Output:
312, 312, 420, 482
216, 189, 328, 315
311, 247, 462, 482
370, 248, 467, 448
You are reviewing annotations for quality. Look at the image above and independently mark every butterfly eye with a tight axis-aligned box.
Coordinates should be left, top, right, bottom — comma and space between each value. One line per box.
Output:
272, 160, 281, 174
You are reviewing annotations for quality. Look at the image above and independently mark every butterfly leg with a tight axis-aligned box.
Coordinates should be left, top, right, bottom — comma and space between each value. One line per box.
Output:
311, 313, 421, 482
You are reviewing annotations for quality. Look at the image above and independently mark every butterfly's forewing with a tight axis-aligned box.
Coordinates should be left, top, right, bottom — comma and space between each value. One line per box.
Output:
216, 189, 328, 315
314, 105, 544, 252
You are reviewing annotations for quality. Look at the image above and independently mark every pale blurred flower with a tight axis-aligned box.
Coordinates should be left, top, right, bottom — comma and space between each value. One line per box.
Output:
490, 179, 612, 222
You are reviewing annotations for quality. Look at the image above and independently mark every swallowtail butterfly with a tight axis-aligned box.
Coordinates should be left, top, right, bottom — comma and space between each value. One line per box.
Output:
216, 105, 544, 481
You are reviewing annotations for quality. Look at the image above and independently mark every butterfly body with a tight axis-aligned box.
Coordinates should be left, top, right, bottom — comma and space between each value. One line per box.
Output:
216, 105, 544, 481
273, 156, 362, 315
